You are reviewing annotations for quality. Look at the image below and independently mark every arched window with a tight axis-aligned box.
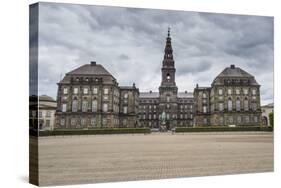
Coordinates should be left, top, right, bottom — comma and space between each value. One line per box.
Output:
81, 118, 86, 127
244, 98, 249, 111
236, 98, 241, 111
91, 117, 96, 127
219, 103, 224, 111
103, 103, 108, 112
72, 99, 78, 112
203, 93, 207, 98
82, 100, 88, 112
166, 73, 171, 81
60, 118, 65, 126
203, 106, 207, 113
252, 103, 257, 111
71, 118, 76, 126
228, 98, 232, 111
92, 99, 97, 112
166, 95, 170, 102
62, 103, 67, 112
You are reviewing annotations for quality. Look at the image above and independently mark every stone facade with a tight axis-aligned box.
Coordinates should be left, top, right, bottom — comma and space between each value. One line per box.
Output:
29, 95, 57, 130
194, 65, 262, 126
119, 85, 139, 128
261, 103, 273, 126
55, 61, 139, 129
55, 29, 262, 129
38, 95, 57, 130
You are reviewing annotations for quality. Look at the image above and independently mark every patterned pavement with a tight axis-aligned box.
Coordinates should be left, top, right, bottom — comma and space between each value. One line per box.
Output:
37, 132, 273, 186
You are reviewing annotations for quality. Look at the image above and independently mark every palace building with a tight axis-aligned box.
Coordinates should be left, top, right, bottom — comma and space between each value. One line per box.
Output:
194, 65, 262, 126
55, 28, 261, 129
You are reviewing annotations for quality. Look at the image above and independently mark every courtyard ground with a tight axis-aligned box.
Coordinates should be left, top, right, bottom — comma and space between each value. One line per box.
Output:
37, 132, 273, 186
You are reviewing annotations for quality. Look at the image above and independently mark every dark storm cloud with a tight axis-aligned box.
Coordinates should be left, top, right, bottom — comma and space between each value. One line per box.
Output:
37, 2, 273, 105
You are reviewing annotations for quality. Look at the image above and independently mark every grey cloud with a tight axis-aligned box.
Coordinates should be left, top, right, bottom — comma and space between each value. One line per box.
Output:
37, 2, 273, 105
118, 54, 130, 60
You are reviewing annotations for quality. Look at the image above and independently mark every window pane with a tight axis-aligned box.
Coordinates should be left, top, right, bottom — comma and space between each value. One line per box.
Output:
124, 93, 128, 98
62, 104, 67, 112
236, 100, 240, 111
203, 106, 207, 113
63, 88, 68, 94
219, 103, 224, 111
60, 119, 65, 126
244, 100, 249, 111
93, 87, 98, 94
73, 88, 78, 94
82, 100, 88, 112
228, 100, 232, 111
236, 89, 240, 95
72, 100, 78, 112
103, 103, 108, 112
83, 88, 88, 94
123, 106, 128, 114
228, 89, 232, 95
91, 117, 96, 126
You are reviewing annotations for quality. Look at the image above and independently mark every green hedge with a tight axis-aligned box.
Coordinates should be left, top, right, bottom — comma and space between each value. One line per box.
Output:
38, 128, 151, 136
269, 112, 274, 127
175, 126, 273, 133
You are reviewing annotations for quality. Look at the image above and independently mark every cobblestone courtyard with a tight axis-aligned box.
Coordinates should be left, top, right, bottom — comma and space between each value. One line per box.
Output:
37, 132, 273, 186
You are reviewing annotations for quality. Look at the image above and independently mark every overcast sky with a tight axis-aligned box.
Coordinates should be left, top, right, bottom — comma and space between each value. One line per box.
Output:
37, 2, 274, 105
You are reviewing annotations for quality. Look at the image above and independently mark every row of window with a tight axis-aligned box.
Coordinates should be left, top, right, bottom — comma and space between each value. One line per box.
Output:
201, 100, 258, 113
63, 87, 109, 95
139, 104, 193, 110
223, 99, 257, 111
219, 116, 258, 124
60, 117, 117, 127
200, 115, 259, 124
218, 88, 257, 95
63, 87, 130, 98
38, 110, 53, 118
139, 114, 193, 120
139, 99, 193, 103
217, 95, 257, 100
61, 100, 114, 113
61, 101, 130, 114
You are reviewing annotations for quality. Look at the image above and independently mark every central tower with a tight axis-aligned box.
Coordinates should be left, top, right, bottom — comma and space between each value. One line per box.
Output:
159, 27, 177, 88
159, 28, 178, 129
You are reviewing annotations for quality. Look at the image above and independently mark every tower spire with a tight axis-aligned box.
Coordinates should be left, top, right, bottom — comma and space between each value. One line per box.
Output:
163, 27, 173, 63
159, 27, 176, 88
167, 27, 170, 37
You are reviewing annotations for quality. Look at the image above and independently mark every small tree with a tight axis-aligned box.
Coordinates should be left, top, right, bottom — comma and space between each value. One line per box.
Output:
269, 112, 274, 128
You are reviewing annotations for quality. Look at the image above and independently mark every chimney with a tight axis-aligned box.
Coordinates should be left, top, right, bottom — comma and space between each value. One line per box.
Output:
91, 61, 96, 66
230, 64, 235, 69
